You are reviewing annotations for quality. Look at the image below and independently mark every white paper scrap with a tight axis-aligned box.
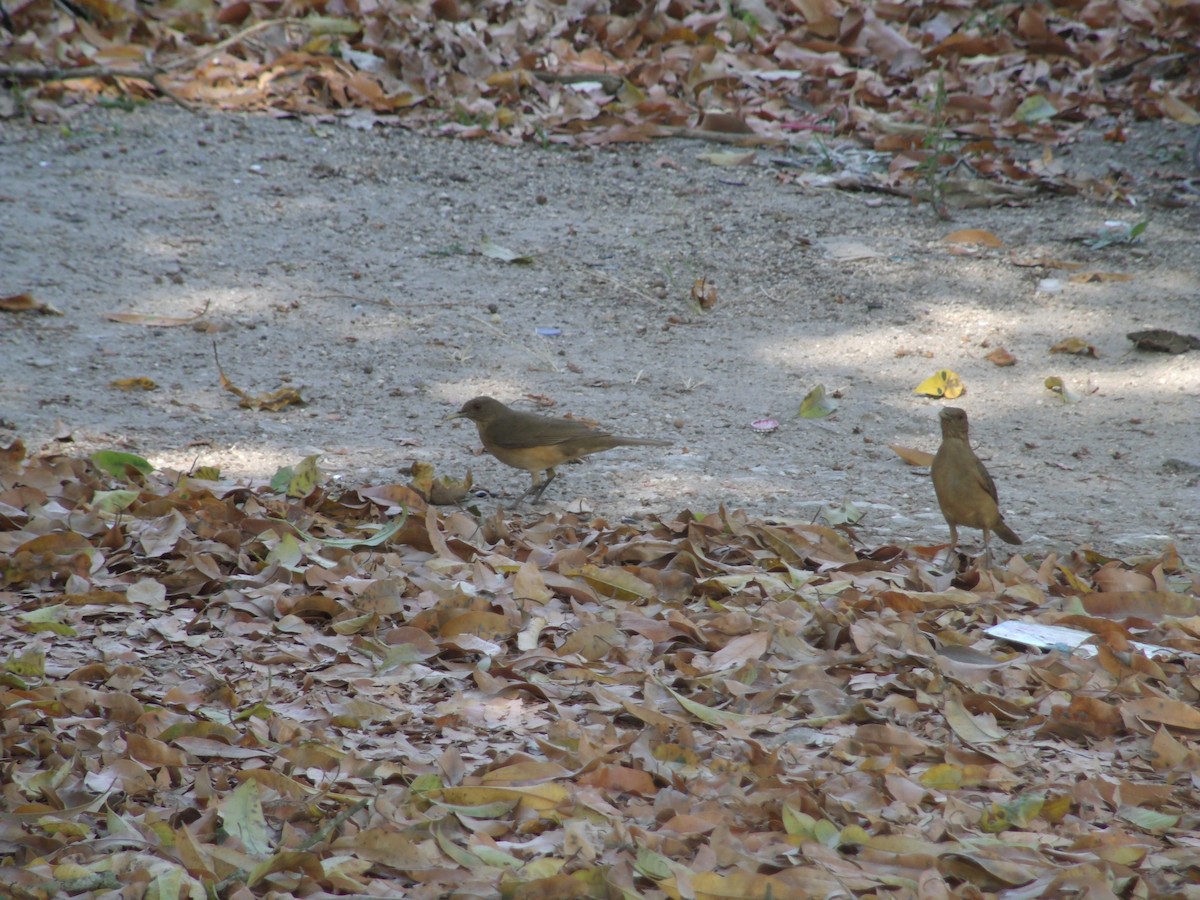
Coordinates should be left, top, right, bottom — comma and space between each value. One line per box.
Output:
985, 620, 1176, 660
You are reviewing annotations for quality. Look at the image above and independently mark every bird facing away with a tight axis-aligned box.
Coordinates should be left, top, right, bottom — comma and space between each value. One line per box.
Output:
930, 407, 1022, 568
448, 396, 671, 504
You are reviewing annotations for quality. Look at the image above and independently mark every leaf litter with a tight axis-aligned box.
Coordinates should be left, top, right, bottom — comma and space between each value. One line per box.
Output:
4, 0, 1200, 202
2, 438, 1198, 897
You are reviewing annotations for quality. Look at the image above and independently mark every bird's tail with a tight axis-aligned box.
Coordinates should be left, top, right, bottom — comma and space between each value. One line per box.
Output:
995, 520, 1022, 545
614, 437, 672, 447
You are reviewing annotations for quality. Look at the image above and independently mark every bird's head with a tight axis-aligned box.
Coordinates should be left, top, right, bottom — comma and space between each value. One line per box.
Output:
938, 406, 970, 436
446, 396, 507, 425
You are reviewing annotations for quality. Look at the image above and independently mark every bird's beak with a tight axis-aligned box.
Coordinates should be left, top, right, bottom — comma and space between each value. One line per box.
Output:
443, 410, 465, 424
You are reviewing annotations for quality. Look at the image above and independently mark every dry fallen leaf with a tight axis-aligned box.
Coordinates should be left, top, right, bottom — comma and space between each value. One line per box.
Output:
944, 228, 1003, 247
109, 377, 159, 391
104, 299, 211, 327
4, 2, 1200, 891
410, 461, 473, 505
889, 444, 935, 467
0, 292, 63, 315
690, 277, 718, 310
984, 347, 1017, 367
0, 433, 1195, 897
1160, 93, 1200, 125
1068, 271, 1134, 284
213, 343, 305, 411
1050, 337, 1098, 357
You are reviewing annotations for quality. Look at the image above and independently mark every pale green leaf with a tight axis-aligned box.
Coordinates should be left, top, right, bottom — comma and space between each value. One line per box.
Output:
798, 384, 838, 418
221, 780, 272, 857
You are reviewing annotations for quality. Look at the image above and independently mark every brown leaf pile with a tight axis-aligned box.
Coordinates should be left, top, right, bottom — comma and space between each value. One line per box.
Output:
3, 437, 1200, 897
5, 0, 1199, 157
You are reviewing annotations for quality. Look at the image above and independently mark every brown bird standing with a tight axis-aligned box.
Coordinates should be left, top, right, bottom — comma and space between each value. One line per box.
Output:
448, 396, 670, 504
930, 407, 1022, 567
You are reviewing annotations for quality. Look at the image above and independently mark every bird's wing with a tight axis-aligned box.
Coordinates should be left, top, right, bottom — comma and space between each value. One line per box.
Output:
975, 458, 1000, 503
489, 413, 602, 450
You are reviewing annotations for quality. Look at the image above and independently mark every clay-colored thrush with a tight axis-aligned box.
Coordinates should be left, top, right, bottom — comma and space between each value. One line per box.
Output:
448, 396, 670, 504
931, 407, 1022, 567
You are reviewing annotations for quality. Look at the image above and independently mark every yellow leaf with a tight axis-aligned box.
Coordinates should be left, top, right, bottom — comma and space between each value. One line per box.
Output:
109, 377, 158, 391
839, 824, 870, 846
4, 649, 46, 677
1041, 792, 1071, 824
944, 228, 1003, 247
798, 384, 837, 418
287, 454, 322, 498
1044, 375, 1082, 403
485, 69, 534, 89
919, 763, 964, 790
1068, 271, 1133, 284
914, 369, 964, 399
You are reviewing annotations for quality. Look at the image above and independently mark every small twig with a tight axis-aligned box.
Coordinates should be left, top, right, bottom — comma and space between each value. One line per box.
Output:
148, 73, 197, 113
301, 797, 369, 851
161, 18, 305, 73
466, 314, 563, 373
565, 260, 671, 309
309, 291, 398, 308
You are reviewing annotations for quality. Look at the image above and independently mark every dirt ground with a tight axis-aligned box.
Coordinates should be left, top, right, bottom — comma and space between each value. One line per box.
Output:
2, 104, 1198, 563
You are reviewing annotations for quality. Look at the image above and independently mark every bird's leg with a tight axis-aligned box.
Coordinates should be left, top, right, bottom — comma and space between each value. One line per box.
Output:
513, 472, 542, 507
943, 523, 959, 570
982, 528, 992, 571
529, 467, 556, 503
